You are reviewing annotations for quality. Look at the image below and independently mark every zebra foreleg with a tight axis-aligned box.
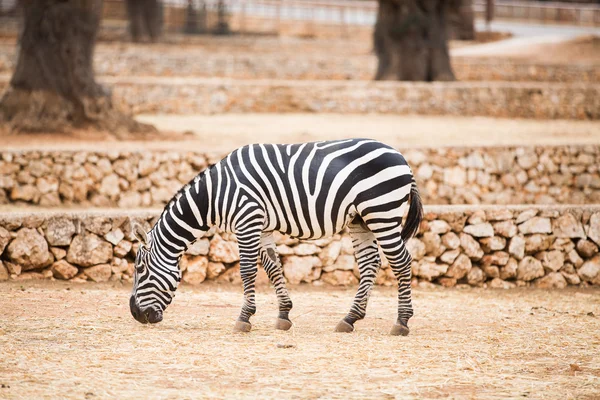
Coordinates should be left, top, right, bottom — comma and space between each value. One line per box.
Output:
233, 226, 263, 333
335, 220, 380, 333
259, 232, 293, 331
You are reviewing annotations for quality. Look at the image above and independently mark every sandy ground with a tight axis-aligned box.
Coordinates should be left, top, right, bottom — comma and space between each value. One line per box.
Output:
0, 281, 599, 399
136, 114, 600, 153
1, 114, 598, 154
454, 35, 600, 65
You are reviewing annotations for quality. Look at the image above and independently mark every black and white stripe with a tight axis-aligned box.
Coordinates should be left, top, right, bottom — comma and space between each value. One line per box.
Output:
130, 138, 423, 335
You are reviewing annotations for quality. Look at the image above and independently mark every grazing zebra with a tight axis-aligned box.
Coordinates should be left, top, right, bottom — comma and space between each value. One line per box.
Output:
130, 138, 423, 336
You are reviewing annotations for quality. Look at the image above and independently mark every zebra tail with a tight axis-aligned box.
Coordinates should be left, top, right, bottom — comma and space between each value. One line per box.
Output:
400, 180, 423, 242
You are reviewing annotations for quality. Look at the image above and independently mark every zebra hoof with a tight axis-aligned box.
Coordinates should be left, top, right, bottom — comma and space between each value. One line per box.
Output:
390, 322, 410, 336
275, 318, 293, 331
334, 320, 354, 333
233, 320, 252, 333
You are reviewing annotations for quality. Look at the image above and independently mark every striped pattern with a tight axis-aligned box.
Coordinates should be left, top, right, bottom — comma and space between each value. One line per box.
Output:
130, 138, 423, 332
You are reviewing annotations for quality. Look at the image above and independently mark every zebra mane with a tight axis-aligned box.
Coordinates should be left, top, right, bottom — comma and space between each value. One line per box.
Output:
157, 163, 216, 222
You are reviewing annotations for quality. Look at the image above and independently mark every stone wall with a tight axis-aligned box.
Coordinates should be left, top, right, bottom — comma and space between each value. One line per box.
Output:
0, 79, 597, 119
1, 206, 599, 289
1, 145, 598, 208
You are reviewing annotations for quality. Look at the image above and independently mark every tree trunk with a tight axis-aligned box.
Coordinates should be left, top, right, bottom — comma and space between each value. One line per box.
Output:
448, 0, 475, 40
126, 0, 163, 42
374, 0, 455, 81
0, 0, 153, 136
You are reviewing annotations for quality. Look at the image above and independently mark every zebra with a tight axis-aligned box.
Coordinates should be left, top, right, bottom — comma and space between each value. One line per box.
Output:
130, 138, 423, 336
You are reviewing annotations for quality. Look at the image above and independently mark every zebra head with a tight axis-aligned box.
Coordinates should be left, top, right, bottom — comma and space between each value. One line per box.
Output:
129, 223, 181, 324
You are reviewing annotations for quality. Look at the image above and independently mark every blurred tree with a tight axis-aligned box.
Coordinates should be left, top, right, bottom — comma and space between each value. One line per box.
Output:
448, 0, 475, 40
0, 0, 153, 136
125, 0, 163, 42
214, 0, 230, 35
374, 0, 455, 81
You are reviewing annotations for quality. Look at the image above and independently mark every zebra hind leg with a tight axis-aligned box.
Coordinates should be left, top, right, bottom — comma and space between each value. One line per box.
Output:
334, 218, 381, 333
371, 225, 414, 336
259, 232, 293, 331
233, 227, 263, 333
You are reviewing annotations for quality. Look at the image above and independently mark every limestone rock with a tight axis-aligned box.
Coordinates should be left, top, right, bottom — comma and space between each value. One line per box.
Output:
445, 254, 471, 279
276, 244, 294, 256
422, 232, 445, 257
482, 251, 510, 266
438, 213, 468, 233
0, 226, 9, 255
440, 249, 460, 264
283, 256, 321, 284
441, 232, 460, 250
492, 221, 517, 238
5, 261, 21, 275
294, 243, 320, 256
10, 185, 41, 202
536, 250, 564, 272
516, 209, 538, 224
561, 271, 581, 285
67, 234, 113, 267
186, 238, 210, 256
320, 270, 358, 286
209, 234, 239, 263
576, 239, 598, 258
416, 262, 448, 281
84, 264, 112, 282
459, 233, 483, 260
114, 240, 133, 258
480, 236, 507, 253
489, 278, 516, 289
552, 214, 585, 239
438, 277, 457, 287
406, 238, 426, 260
525, 234, 553, 254
482, 264, 500, 279
518, 217, 552, 235
183, 256, 208, 285
577, 256, 600, 282
587, 213, 600, 246
0, 261, 8, 281
50, 247, 67, 260
51, 260, 79, 280
83, 217, 112, 236
508, 236, 526, 260
45, 217, 76, 246
534, 272, 567, 289
207, 262, 226, 279
7, 228, 51, 270
429, 220, 451, 234
567, 249, 584, 268
463, 223, 494, 238
500, 258, 518, 280
340, 236, 354, 254
104, 229, 124, 246
324, 254, 355, 272
467, 210, 486, 225
517, 152, 538, 170
319, 241, 342, 266
517, 256, 545, 281
486, 209, 513, 222
467, 267, 485, 285
443, 166, 466, 187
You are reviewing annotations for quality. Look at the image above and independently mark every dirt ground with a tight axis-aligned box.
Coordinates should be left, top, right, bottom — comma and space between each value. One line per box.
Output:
1, 114, 598, 154
457, 35, 600, 65
0, 282, 598, 399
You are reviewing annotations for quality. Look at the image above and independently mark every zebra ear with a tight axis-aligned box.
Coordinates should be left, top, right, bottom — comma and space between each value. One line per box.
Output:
132, 223, 149, 247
